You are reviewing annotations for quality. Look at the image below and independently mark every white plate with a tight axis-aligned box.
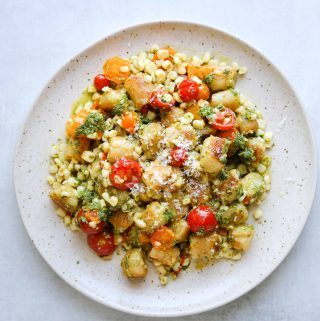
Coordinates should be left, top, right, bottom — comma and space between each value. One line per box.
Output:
14, 21, 317, 317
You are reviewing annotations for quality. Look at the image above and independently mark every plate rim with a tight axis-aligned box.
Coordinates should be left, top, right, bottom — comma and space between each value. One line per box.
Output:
13, 20, 318, 317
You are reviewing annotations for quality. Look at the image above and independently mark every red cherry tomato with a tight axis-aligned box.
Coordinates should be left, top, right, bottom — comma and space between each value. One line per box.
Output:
187, 205, 218, 234
218, 127, 237, 140
170, 147, 188, 167
76, 209, 105, 235
212, 108, 236, 131
94, 74, 110, 91
150, 88, 175, 110
109, 157, 143, 190
87, 230, 116, 256
178, 79, 199, 102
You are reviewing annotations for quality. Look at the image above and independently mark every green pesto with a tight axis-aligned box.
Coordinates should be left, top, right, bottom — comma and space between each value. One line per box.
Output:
112, 93, 129, 115
75, 112, 105, 137
164, 209, 175, 222
199, 106, 215, 117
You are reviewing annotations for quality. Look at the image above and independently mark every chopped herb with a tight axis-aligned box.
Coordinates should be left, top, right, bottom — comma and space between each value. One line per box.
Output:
215, 211, 230, 226
140, 115, 152, 124
112, 93, 128, 115
203, 73, 214, 86
217, 169, 228, 181
195, 228, 206, 236
78, 188, 97, 205
164, 209, 174, 222
78, 188, 100, 210
239, 148, 256, 163
234, 132, 248, 150
229, 89, 238, 96
128, 227, 140, 247
75, 112, 105, 138
199, 106, 215, 117
78, 216, 87, 223
124, 256, 129, 269
98, 208, 111, 222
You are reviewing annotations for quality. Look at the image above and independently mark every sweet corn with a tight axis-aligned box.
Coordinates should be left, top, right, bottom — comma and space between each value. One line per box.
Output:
192, 119, 205, 130
157, 49, 169, 60
81, 151, 95, 163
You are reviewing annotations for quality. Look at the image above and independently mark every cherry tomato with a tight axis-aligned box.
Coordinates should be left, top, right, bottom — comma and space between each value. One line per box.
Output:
109, 157, 142, 190
150, 88, 175, 110
76, 209, 105, 235
94, 74, 110, 91
170, 147, 188, 167
196, 84, 210, 100
140, 105, 150, 115
150, 226, 175, 250
121, 111, 138, 134
211, 108, 236, 131
187, 205, 218, 234
218, 127, 237, 140
178, 79, 199, 102
87, 230, 116, 256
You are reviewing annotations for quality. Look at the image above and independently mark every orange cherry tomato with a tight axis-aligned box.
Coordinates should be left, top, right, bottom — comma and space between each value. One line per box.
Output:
151, 226, 175, 250
199, 65, 215, 78
103, 56, 130, 84
187, 65, 203, 80
121, 111, 138, 135
196, 84, 210, 100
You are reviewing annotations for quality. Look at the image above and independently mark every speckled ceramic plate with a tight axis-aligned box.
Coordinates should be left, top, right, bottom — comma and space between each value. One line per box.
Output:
14, 21, 317, 317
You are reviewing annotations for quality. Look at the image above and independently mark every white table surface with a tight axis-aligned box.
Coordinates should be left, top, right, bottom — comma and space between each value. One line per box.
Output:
1, 0, 320, 320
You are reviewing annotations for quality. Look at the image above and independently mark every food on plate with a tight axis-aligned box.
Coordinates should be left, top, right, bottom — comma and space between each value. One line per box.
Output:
47, 45, 273, 285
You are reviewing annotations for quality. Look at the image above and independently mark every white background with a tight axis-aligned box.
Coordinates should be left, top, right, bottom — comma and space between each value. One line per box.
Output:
1, 0, 319, 320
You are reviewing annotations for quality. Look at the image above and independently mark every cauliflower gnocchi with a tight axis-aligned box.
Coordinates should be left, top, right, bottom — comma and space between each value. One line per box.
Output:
48, 46, 272, 285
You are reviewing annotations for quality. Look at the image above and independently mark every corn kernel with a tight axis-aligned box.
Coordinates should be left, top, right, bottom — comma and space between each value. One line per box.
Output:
177, 64, 186, 75
144, 61, 157, 75
47, 176, 55, 185
190, 76, 202, 84
191, 56, 202, 67
172, 92, 181, 103
56, 208, 66, 218
253, 209, 263, 220
64, 216, 71, 226
154, 69, 166, 83
157, 49, 169, 60
264, 132, 273, 142
167, 70, 177, 81
150, 44, 159, 53
81, 151, 95, 163
49, 164, 58, 174
257, 164, 266, 174
192, 119, 205, 130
